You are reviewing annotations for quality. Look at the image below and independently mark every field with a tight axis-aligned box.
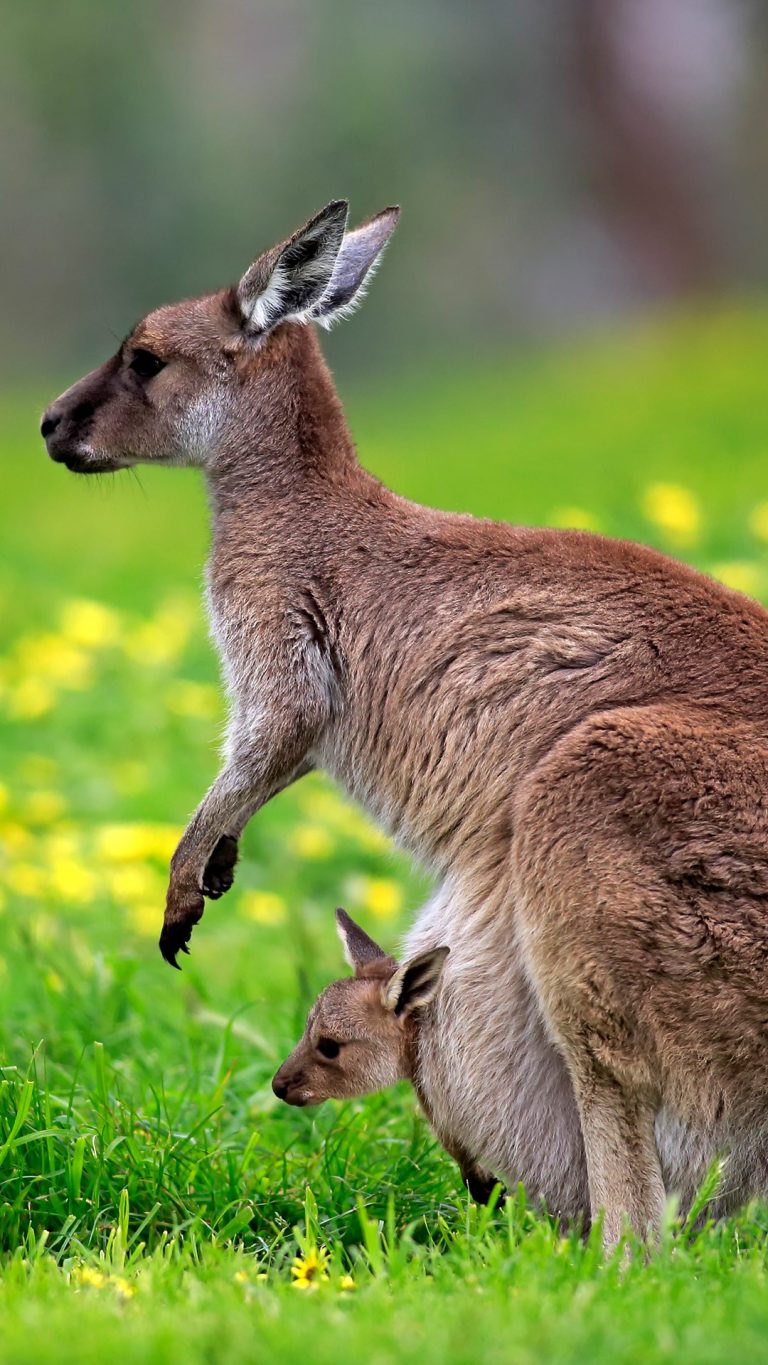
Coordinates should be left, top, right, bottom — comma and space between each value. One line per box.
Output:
2, 306, 768, 1362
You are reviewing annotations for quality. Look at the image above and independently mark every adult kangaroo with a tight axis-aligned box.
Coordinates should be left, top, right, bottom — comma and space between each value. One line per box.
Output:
41, 200, 768, 1247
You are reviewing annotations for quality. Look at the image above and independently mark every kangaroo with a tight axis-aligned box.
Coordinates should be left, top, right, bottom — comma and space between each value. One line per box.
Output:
275, 910, 768, 1232
41, 199, 768, 1247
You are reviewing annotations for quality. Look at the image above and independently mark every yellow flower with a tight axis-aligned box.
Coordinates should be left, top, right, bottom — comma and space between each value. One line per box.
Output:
291, 1247, 329, 1290
711, 561, 763, 597
16, 633, 92, 689
165, 681, 220, 720
96, 823, 180, 863
107, 863, 163, 904
110, 1276, 136, 1300
122, 597, 196, 667
8, 677, 55, 719
122, 623, 179, 667
749, 503, 768, 543
339, 1274, 355, 1291
44, 830, 81, 862
549, 506, 599, 533
73, 1266, 107, 1289
23, 790, 67, 826
0, 821, 32, 852
59, 598, 121, 648
48, 857, 97, 904
4, 863, 47, 898
239, 890, 287, 925
642, 483, 700, 543
291, 824, 334, 860
233, 1271, 249, 1285
350, 875, 403, 920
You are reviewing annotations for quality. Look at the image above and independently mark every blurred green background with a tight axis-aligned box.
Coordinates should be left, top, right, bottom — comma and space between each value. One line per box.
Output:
2, 4, 768, 1358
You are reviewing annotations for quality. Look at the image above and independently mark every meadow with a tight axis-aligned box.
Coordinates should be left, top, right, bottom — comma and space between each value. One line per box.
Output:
2, 305, 768, 1362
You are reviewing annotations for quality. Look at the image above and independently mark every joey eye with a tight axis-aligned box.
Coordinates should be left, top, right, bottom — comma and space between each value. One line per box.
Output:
129, 349, 166, 380
317, 1037, 340, 1060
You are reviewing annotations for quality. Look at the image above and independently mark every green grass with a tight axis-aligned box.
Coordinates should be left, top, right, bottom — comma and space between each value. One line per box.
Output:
2, 304, 768, 1361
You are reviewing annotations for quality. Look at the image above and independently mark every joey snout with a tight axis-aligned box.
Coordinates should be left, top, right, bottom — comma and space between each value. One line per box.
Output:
271, 1060, 320, 1108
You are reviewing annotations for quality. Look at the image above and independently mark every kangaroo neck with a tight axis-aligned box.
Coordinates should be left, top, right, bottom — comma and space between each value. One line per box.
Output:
204, 324, 364, 519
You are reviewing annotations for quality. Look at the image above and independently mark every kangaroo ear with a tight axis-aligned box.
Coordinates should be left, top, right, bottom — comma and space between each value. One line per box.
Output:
310, 206, 400, 328
335, 907, 388, 973
382, 946, 449, 1016
237, 200, 349, 336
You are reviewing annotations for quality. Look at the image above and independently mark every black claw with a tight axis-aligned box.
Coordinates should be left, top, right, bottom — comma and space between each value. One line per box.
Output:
159, 926, 188, 969
181, 942, 190, 955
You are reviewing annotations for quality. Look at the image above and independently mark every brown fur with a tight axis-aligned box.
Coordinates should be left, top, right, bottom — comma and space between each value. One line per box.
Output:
41, 201, 768, 1247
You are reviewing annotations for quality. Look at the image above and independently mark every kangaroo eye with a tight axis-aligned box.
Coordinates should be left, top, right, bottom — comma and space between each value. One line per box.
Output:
317, 1037, 340, 1060
129, 349, 166, 380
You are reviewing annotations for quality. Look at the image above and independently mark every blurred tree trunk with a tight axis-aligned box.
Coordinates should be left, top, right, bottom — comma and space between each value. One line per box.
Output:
571, 0, 723, 296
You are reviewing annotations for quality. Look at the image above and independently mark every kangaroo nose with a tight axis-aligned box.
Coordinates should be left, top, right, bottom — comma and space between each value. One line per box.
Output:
272, 1075, 288, 1100
40, 411, 61, 439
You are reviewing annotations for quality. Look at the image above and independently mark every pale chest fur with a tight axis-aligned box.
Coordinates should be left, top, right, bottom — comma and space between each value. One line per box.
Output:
404, 880, 767, 1220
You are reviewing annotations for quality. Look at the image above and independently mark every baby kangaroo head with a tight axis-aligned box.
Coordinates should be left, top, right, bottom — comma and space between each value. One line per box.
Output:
41, 199, 399, 475
272, 909, 448, 1109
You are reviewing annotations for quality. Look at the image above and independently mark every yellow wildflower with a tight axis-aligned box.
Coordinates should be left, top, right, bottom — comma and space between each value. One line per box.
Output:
233, 1271, 250, 1285
59, 598, 120, 648
96, 823, 180, 863
165, 681, 220, 720
351, 875, 403, 920
339, 1274, 355, 1291
49, 857, 97, 904
16, 633, 92, 689
0, 822, 32, 852
239, 890, 287, 925
44, 830, 81, 862
8, 677, 55, 719
110, 1276, 136, 1300
711, 561, 763, 597
107, 863, 162, 904
291, 824, 334, 860
749, 503, 768, 543
4, 863, 47, 898
549, 506, 599, 533
291, 1247, 329, 1290
73, 1266, 107, 1289
642, 483, 700, 543
23, 790, 66, 826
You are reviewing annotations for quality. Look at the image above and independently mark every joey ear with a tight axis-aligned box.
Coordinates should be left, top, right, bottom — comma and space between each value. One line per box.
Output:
382, 946, 449, 1017
335, 907, 388, 973
310, 206, 400, 327
237, 199, 349, 336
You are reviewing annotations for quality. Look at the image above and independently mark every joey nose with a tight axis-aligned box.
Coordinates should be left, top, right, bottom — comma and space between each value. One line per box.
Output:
272, 1075, 289, 1100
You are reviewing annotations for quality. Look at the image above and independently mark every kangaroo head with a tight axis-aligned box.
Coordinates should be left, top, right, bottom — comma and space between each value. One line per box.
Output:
41, 200, 399, 475
272, 909, 448, 1108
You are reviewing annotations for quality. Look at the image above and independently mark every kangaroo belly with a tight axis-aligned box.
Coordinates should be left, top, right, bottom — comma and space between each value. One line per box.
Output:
407, 883, 768, 1221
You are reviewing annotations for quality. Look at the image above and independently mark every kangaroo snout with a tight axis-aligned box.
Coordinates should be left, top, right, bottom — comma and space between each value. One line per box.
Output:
271, 1063, 314, 1107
